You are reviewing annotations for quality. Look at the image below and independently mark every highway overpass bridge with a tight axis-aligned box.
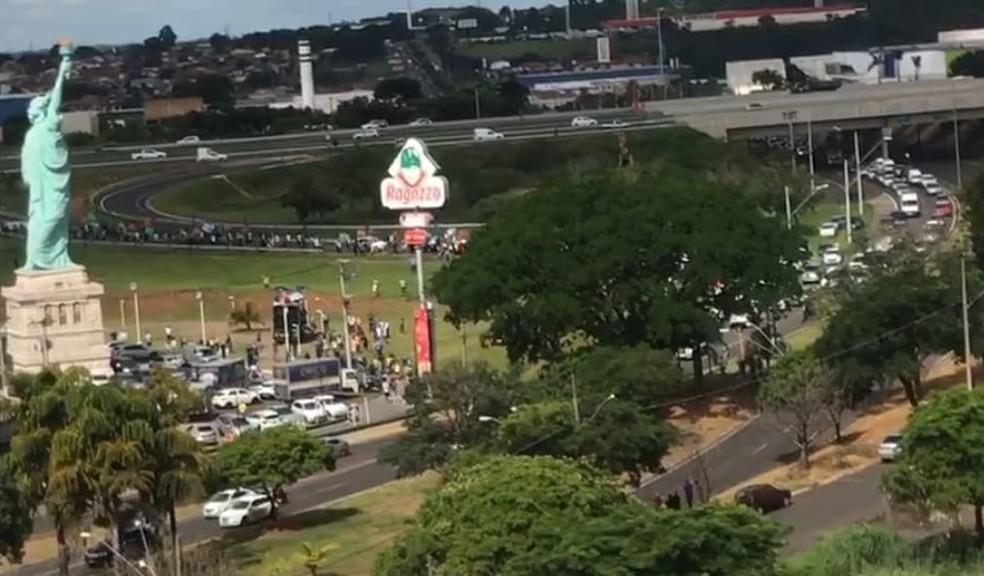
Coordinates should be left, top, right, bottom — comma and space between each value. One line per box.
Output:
648, 79, 984, 139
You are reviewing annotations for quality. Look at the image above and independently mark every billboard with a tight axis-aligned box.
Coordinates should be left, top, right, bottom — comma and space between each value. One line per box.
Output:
457, 18, 478, 29
596, 37, 612, 63
272, 358, 341, 383
380, 138, 448, 210
414, 305, 432, 374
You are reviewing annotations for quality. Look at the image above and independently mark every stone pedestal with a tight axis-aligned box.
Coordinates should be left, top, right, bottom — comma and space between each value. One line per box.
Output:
1, 265, 110, 377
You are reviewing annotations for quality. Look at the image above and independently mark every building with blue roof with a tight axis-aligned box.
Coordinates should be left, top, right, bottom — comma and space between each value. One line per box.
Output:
0, 94, 36, 125
517, 65, 676, 93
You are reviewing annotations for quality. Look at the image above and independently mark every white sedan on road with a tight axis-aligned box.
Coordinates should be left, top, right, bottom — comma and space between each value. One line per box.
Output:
130, 148, 167, 161
353, 128, 380, 139
218, 494, 273, 528
202, 488, 257, 519
570, 115, 598, 128
603, 119, 630, 129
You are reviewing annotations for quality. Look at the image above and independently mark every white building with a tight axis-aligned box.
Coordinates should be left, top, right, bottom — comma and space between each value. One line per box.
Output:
267, 90, 376, 115
725, 58, 784, 95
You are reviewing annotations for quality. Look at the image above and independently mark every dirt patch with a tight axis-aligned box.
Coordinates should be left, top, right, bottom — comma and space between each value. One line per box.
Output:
717, 355, 974, 500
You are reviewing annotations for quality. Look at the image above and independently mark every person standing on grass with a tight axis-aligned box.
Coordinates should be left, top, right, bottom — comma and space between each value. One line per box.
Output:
683, 476, 696, 508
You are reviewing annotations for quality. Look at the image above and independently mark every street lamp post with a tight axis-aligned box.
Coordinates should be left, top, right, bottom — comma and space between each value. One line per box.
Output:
842, 159, 853, 244
195, 291, 206, 344
783, 111, 798, 171
585, 393, 617, 424
337, 260, 354, 370
961, 255, 973, 390
953, 105, 963, 190
853, 131, 864, 216
119, 298, 127, 334
130, 282, 141, 342
657, 7, 666, 100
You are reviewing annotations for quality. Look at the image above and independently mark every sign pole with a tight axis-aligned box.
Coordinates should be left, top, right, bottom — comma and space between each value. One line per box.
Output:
414, 246, 426, 304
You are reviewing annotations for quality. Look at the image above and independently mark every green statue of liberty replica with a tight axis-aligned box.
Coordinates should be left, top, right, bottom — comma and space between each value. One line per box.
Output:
21, 39, 75, 270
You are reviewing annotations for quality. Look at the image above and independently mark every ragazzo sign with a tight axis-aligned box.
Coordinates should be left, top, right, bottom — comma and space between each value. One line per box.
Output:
380, 138, 449, 210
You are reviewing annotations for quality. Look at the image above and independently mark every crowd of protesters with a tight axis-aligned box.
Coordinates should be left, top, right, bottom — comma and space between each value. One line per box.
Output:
1, 219, 470, 256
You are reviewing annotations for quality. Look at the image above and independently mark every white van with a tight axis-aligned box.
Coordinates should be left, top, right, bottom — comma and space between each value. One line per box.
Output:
900, 192, 921, 217
473, 128, 504, 141
906, 168, 923, 185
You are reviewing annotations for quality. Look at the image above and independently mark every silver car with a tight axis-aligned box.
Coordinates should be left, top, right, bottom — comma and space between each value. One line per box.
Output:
182, 423, 220, 446
269, 405, 307, 429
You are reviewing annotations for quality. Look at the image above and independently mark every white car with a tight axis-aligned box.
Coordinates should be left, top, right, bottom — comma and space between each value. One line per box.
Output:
249, 381, 277, 400
570, 116, 598, 128
202, 488, 257, 519
176, 136, 200, 144
211, 388, 259, 409
353, 128, 380, 139
218, 494, 273, 528
361, 119, 388, 130
410, 118, 433, 126
878, 433, 903, 462
130, 148, 167, 161
821, 247, 843, 266
818, 222, 839, 238
291, 399, 326, 425
247, 409, 289, 431
603, 119, 629, 129
473, 128, 505, 141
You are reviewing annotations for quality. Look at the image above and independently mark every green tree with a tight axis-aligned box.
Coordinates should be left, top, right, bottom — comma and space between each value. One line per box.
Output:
757, 349, 832, 468
148, 426, 205, 544
964, 172, 984, 273
882, 387, 984, 540
545, 345, 686, 408
9, 368, 91, 576
0, 457, 33, 564
378, 363, 529, 476
214, 426, 334, 515
373, 77, 423, 101
158, 25, 177, 49
496, 399, 678, 486
431, 165, 803, 364
814, 260, 963, 407
375, 455, 787, 576
751, 68, 785, 90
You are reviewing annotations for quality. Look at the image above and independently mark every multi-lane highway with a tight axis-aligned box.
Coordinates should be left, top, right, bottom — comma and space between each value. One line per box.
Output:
0, 109, 661, 172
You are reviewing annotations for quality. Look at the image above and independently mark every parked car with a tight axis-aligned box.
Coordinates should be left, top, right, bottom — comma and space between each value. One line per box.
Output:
323, 437, 352, 457
291, 399, 326, 425
181, 423, 220, 446
878, 433, 903, 462
211, 388, 259, 409
202, 488, 258, 519
818, 221, 839, 238
249, 381, 277, 400
734, 484, 792, 513
130, 148, 167, 161
268, 404, 307, 428
247, 409, 288, 431
218, 494, 273, 528
83, 521, 156, 568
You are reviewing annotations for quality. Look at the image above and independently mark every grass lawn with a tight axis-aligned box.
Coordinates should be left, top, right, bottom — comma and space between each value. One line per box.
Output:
151, 173, 298, 225
0, 241, 507, 369
0, 165, 172, 217
456, 38, 594, 61
800, 199, 876, 252
221, 473, 438, 576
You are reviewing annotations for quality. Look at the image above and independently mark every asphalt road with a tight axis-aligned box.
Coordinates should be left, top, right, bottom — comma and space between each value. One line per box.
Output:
9, 437, 399, 576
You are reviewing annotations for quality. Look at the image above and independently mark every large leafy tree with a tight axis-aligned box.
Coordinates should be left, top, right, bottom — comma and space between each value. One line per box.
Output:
431, 165, 803, 365
757, 349, 833, 468
882, 387, 984, 540
214, 426, 334, 515
963, 171, 984, 273
378, 363, 534, 477
374, 455, 787, 576
0, 457, 32, 565
814, 259, 964, 407
496, 399, 678, 486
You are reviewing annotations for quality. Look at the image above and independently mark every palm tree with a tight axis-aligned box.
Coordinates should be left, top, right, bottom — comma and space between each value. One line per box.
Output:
148, 427, 205, 544
11, 368, 93, 576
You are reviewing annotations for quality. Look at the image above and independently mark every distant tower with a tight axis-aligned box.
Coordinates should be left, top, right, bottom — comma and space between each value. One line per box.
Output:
298, 39, 315, 110
625, 0, 640, 20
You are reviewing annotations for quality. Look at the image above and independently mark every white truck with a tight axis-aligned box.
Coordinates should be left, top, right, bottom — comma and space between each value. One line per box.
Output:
196, 147, 228, 162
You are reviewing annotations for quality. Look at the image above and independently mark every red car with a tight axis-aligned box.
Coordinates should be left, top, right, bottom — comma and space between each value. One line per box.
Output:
934, 198, 954, 218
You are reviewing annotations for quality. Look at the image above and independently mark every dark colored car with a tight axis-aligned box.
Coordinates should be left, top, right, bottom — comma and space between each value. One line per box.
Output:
84, 523, 156, 568
734, 484, 792, 513
323, 437, 352, 457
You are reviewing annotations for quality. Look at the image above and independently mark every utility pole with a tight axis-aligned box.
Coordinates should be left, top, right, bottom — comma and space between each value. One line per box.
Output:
473, 88, 481, 119
953, 105, 963, 190
570, 373, 581, 424
843, 159, 853, 244
337, 260, 353, 370
853, 131, 864, 216
806, 119, 815, 191
565, 0, 571, 35
961, 256, 973, 390
656, 7, 666, 100
784, 185, 792, 229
